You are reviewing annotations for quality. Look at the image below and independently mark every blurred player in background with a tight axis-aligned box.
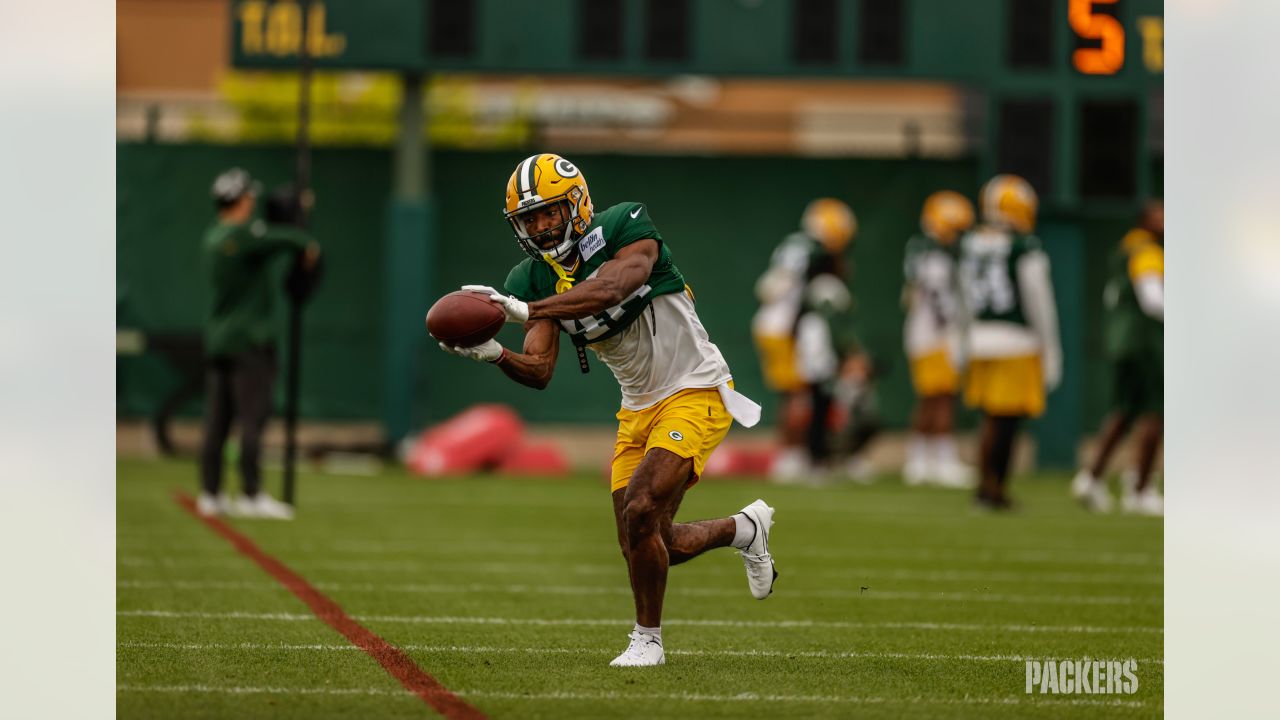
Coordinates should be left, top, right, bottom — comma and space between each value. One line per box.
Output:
795, 273, 880, 481
959, 175, 1061, 510
440, 154, 773, 667
1072, 200, 1164, 515
198, 168, 321, 519
752, 199, 856, 481
902, 191, 975, 488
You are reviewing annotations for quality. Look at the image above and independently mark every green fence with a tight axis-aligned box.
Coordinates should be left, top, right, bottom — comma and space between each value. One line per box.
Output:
117, 142, 1147, 462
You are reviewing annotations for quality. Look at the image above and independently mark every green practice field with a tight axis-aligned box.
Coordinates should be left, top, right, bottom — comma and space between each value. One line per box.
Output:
117, 457, 1163, 719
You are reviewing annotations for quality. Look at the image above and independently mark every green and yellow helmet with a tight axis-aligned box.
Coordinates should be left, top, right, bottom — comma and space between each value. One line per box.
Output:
801, 198, 857, 254
503, 153, 594, 262
920, 190, 975, 245
980, 174, 1038, 234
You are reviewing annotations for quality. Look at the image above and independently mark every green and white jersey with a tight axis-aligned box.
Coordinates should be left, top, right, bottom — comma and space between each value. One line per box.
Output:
504, 202, 731, 410
959, 225, 1061, 369
505, 202, 685, 343
959, 227, 1042, 326
902, 233, 961, 358
751, 231, 826, 337
795, 279, 860, 386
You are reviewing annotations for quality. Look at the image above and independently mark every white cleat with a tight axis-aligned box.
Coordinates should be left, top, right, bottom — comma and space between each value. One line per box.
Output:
902, 458, 930, 486
1122, 487, 1163, 516
932, 461, 975, 489
1071, 469, 1095, 501
1071, 470, 1113, 513
770, 448, 811, 485
737, 499, 777, 599
195, 492, 230, 518
234, 493, 295, 520
608, 631, 665, 667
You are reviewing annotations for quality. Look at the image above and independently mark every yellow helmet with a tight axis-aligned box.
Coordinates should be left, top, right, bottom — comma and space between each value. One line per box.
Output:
979, 174, 1038, 234
504, 153, 594, 262
920, 190, 975, 245
801, 198, 857, 253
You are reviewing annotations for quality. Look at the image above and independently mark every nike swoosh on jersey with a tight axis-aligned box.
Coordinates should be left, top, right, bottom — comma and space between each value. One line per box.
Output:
630, 206, 643, 218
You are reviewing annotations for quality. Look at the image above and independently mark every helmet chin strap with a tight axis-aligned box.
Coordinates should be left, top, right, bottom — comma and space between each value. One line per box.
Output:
539, 218, 580, 293
542, 251, 578, 294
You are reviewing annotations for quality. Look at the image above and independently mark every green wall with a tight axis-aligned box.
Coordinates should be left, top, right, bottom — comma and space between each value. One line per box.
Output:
117, 143, 1144, 457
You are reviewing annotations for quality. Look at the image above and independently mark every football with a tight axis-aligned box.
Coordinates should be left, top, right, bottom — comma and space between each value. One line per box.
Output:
426, 290, 506, 348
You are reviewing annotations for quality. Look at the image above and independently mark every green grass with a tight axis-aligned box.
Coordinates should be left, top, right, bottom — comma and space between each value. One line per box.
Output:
117, 457, 1162, 719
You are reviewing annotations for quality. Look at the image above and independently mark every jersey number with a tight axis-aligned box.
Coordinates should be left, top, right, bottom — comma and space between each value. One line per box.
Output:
963, 255, 1016, 316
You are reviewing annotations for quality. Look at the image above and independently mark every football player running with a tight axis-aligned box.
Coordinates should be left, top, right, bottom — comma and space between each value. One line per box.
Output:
958, 176, 1062, 510
902, 191, 976, 488
1072, 200, 1164, 515
439, 154, 775, 667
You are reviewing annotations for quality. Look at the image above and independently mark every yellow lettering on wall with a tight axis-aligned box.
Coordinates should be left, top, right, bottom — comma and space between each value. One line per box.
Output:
1138, 16, 1163, 73
237, 1, 267, 55
1069, 0, 1125, 75
266, 0, 303, 57
306, 4, 348, 58
241, 2, 346, 59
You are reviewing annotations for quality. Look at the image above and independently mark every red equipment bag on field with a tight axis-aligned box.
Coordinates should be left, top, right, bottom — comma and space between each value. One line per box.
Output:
405, 404, 524, 476
495, 442, 570, 475
701, 444, 777, 478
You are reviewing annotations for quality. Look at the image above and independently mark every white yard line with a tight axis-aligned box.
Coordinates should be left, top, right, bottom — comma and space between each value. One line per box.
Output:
115, 684, 1153, 708
117, 684, 402, 697
119, 543, 1163, 567
119, 610, 316, 621
120, 532, 1159, 555
116, 610, 1162, 634
122, 642, 360, 651
116, 579, 1157, 606
117, 555, 1163, 579
229, 493, 1158, 526
118, 640, 1165, 665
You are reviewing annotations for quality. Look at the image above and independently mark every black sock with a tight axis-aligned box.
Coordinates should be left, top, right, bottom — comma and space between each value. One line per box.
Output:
990, 416, 1022, 490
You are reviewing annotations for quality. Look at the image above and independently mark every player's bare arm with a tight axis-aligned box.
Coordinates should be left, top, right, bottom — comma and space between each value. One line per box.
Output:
493, 318, 560, 390
526, 240, 659, 320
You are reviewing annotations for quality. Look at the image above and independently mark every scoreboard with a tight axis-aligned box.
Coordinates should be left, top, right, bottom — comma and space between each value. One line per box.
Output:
231, 0, 1162, 84
230, 0, 1164, 204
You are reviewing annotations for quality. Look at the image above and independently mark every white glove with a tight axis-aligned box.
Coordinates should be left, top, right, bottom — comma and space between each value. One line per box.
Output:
462, 284, 529, 324
438, 339, 504, 363
1042, 348, 1062, 393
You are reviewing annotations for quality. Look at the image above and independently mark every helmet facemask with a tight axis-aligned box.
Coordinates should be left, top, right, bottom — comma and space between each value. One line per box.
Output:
506, 189, 585, 263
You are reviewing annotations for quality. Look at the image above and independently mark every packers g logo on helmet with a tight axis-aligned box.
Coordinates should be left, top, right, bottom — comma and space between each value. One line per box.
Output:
504, 153, 594, 263
980, 174, 1038, 234
920, 190, 975, 244
801, 198, 858, 253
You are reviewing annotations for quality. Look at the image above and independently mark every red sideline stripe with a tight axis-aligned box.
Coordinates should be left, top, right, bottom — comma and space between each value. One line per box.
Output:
175, 493, 486, 720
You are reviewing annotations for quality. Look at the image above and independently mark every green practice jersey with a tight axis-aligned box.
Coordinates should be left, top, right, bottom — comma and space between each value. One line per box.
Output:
203, 219, 311, 356
504, 202, 686, 345
813, 303, 863, 360
773, 231, 835, 280
903, 233, 961, 325
903, 233, 947, 278
959, 227, 1043, 326
1103, 229, 1164, 360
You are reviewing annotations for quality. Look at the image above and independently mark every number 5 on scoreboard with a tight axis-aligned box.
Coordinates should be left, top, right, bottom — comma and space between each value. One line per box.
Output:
1069, 0, 1125, 75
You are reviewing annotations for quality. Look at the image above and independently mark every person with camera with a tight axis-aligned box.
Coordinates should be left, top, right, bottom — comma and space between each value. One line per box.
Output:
197, 168, 320, 519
